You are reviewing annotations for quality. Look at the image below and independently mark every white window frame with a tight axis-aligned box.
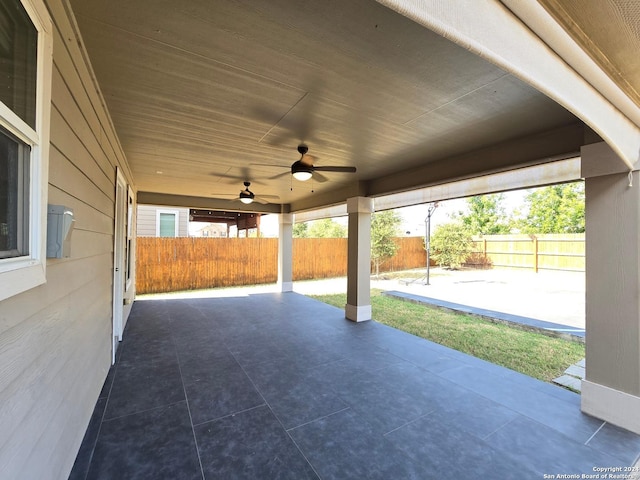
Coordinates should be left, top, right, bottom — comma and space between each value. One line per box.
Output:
156, 209, 179, 237
0, 0, 53, 301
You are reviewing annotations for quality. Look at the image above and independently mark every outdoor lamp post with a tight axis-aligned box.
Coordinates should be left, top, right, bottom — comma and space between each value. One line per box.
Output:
425, 202, 439, 285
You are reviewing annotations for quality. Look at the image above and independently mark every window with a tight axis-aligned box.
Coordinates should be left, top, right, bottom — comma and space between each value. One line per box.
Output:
0, 126, 30, 258
0, 0, 52, 301
0, 1, 37, 128
156, 209, 179, 237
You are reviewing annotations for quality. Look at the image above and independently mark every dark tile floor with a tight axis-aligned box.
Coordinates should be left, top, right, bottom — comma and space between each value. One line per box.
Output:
70, 292, 640, 480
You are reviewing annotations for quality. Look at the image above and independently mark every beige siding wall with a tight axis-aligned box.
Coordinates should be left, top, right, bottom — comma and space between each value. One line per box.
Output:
178, 209, 189, 236
0, 1, 135, 479
137, 204, 190, 237
137, 204, 158, 237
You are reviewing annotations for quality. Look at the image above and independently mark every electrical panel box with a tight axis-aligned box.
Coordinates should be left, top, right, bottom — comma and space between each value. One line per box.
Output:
47, 205, 75, 258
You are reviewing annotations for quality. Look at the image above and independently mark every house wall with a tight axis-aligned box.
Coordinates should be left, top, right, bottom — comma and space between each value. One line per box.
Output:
137, 204, 190, 237
194, 223, 228, 237
0, 1, 135, 479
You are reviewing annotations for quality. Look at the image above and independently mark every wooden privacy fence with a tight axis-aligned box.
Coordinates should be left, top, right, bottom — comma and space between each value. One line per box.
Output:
136, 237, 278, 294
466, 234, 585, 272
136, 234, 585, 293
385, 237, 430, 271
293, 238, 348, 279
136, 236, 426, 294
292, 237, 428, 279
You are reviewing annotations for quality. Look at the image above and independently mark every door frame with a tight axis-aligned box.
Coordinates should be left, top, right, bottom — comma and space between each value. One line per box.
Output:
112, 168, 127, 364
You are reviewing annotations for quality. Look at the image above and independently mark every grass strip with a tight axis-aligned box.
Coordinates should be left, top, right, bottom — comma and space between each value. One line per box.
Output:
308, 289, 585, 384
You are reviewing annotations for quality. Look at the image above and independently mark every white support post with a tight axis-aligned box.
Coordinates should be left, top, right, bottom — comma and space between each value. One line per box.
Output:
278, 213, 293, 292
346, 197, 374, 322
581, 143, 640, 435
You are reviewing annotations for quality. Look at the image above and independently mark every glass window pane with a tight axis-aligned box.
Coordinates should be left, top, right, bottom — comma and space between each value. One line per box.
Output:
159, 213, 176, 237
0, 125, 30, 258
0, 1, 38, 129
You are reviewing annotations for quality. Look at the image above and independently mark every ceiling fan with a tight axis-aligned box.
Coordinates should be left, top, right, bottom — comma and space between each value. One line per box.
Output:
212, 181, 279, 205
264, 145, 357, 183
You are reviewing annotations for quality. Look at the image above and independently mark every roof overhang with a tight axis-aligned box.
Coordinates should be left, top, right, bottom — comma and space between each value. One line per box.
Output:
69, 0, 640, 213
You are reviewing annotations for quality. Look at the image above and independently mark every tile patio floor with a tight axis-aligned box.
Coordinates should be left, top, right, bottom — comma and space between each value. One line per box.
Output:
70, 292, 640, 479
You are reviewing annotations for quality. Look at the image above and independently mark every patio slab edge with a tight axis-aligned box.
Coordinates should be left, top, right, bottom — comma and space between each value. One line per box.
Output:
382, 290, 585, 343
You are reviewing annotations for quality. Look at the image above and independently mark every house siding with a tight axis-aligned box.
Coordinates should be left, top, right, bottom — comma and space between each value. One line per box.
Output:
0, 1, 135, 479
136, 204, 157, 237
137, 204, 190, 237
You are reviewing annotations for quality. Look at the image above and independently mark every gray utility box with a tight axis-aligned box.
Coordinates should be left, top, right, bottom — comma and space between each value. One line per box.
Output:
47, 205, 75, 258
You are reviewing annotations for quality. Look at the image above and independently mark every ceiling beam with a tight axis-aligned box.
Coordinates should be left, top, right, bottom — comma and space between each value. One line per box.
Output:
292, 156, 581, 221
137, 192, 287, 214
367, 123, 585, 197
374, 156, 581, 211
288, 181, 368, 214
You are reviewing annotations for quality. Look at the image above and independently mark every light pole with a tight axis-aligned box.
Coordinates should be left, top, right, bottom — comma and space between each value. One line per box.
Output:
425, 202, 439, 285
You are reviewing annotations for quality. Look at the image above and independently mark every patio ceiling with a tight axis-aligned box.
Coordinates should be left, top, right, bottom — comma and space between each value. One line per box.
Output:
68, 0, 638, 213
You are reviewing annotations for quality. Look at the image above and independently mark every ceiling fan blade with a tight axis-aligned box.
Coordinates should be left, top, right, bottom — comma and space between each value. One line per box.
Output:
267, 171, 291, 180
313, 166, 357, 173
250, 163, 288, 169
210, 172, 266, 186
253, 197, 270, 204
221, 176, 243, 184
257, 194, 280, 199
300, 153, 315, 167
312, 171, 330, 183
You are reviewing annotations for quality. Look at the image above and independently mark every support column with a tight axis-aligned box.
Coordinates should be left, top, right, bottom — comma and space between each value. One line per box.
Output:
346, 197, 374, 322
581, 143, 640, 434
278, 213, 293, 292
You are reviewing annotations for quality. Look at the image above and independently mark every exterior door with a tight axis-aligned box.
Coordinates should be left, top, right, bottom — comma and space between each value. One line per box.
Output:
112, 169, 126, 364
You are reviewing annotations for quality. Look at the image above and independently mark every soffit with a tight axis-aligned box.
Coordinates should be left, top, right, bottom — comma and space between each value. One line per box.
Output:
69, 0, 579, 211
538, 0, 640, 109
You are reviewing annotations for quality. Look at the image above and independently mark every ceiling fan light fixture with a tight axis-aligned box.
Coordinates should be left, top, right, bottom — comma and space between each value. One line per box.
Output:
293, 170, 313, 181
239, 182, 255, 204
291, 160, 313, 181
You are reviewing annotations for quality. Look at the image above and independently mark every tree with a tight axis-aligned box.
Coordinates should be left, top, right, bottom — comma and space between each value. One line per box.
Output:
293, 222, 309, 238
456, 194, 512, 235
371, 210, 402, 277
430, 222, 473, 269
518, 182, 584, 234
308, 218, 347, 238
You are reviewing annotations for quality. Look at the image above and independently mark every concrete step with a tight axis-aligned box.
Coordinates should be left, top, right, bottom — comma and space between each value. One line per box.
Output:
564, 364, 585, 379
552, 374, 582, 392
552, 357, 585, 392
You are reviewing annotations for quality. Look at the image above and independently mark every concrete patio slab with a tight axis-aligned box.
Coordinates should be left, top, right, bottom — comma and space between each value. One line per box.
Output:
70, 292, 639, 479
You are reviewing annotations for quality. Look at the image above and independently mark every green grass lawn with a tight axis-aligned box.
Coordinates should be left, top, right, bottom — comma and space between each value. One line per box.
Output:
308, 289, 585, 385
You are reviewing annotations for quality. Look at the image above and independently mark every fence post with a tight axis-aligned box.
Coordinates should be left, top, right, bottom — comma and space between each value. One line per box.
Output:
483, 237, 487, 265
533, 236, 539, 273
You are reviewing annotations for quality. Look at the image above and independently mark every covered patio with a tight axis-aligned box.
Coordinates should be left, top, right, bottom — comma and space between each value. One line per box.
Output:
67, 0, 640, 436
70, 293, 640, 479
66, 0, 640, 437
4, 0, 640, 477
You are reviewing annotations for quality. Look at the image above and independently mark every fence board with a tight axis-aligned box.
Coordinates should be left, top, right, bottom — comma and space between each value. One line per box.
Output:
468, 234, 585, 272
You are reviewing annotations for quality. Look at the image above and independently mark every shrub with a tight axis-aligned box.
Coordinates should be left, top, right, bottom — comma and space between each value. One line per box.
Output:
371, 210, 402, 276
430, 223, 473, 269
